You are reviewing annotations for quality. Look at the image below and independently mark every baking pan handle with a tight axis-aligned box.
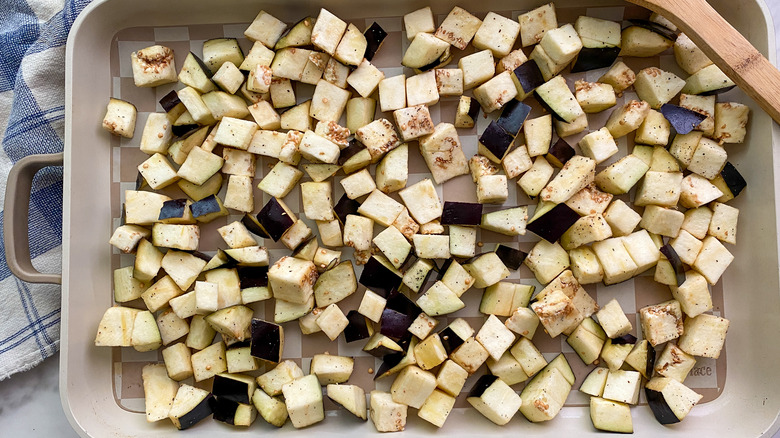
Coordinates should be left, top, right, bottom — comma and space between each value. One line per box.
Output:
4, 152, 64, 284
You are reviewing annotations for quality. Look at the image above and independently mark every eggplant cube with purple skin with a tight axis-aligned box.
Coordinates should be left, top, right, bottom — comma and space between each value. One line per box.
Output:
646, 377, 702, 424
467, 375, 522, 425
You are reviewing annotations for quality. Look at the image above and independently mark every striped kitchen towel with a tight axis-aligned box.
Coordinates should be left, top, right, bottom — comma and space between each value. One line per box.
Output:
0, 0, 92, 380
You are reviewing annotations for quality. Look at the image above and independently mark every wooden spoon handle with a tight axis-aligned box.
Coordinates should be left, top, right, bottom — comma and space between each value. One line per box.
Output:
628, 0, 780, 124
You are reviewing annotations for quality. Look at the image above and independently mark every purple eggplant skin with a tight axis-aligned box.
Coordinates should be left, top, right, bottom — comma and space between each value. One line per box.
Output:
379, 308, 415, 339
374, 352, 404, 380
700, 85, 736, 96
386, 291, 422, 318
660, 244, 686, 287
645, 387, 681, 425
497, 100, 532, 136
159, 90, 182, 113
495, 245, 527, 270
467, 375, 499, 398
159, 199, 188, 220
242, 213, 270, 239
438, 327, 466, 355
626, 19, 678, 41
611, 333, 638, 345
172, 124, 200, 138
178, 393, 215, 430
364, 22, 388, 62
188, 51, 215, 78
570, 47, 621, 73
257, 197, 294, 241
535, 90, 566, 122
191, 194, 222, 218
238, 266, 269, 289
441, 201, 483, 226
479, 120, 514, 160
467, 96, 481, 121
211, 397, 239, 425
646, 343, 656, 379
526, 203, 581, 243
660, 104, 707, 135
359, 257, 402, 297
135, 172, 148, 191
513, 60, 545, 94
249, 318, 283, 363
546, 137, 576, 167
212, 375, 252, 404
334, 193, 361, 225
338, 138, 365, 165
721, 162, 747, 198
344, 310, 371, 343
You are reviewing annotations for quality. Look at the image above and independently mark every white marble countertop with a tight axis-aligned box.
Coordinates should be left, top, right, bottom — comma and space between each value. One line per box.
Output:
2, 2, 780, 437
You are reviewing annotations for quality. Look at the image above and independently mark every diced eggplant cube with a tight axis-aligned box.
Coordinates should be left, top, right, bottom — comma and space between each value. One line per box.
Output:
518, 3, 557, 46
335, 23, 368, 67
467, 375, 522, 425
459, 49, 494, 90
526, 202, 580, 243
394, 104, 435, 141
419, 123, 470, 184
677, 313, 729, 358
249, 318, 284, 363
646, 377, 702, 424
102, 98, 137, 138
168, 385, 214, 430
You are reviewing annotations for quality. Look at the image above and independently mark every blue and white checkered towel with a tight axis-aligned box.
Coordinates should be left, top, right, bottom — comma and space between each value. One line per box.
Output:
0, 0, 91, 380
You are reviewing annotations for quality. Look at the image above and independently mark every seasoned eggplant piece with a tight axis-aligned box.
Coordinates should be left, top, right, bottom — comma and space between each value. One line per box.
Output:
159, 90, 186, 123
169, 385, 214, 430
257, 197, 295, 241
211, 397, 240, 424
213, 374, 254, 404
570, 47, 621, 73
526, 203, 581, 243
380, 308, 416, 339
496, 100, 532, 135
545, 137, 576, 168
338, 139, 365, 166
375, 352, 404, 380
345, 310, 371, 343
238, 266, 269, 289
441, 201, 483, 226
495, 244, 527, 270
241, 214, 270, 239
478, 120, 514, 162
513, 61, 545, 94
275, 16, 315, 49
364, 22, 388, 61
660, 244, 686, 287
720, 162, 747, 198
159, 199, 188, 221
626, 19, 678, 42
334, 193, 361, 225
660, 104, 707, 135
364, 333, 404, 357
468, 374, 498, 398
359, 256, 403, 297
437, 327, 467, 355
191, 195, 222, 218
249, 318, 284, 363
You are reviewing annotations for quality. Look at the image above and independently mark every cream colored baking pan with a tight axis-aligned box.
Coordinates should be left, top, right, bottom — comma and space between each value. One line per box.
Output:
42, 0, 780, 435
